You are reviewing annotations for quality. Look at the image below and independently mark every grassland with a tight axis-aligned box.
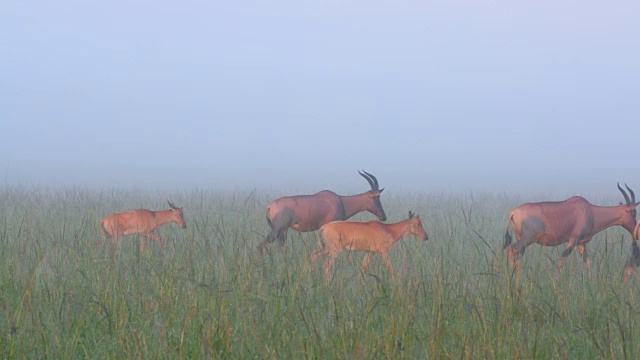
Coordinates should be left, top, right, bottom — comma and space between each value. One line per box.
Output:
1, 186, 640, 359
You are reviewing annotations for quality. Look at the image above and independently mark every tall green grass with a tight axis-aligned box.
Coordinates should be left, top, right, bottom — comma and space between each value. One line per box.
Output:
0, 186, 639, 358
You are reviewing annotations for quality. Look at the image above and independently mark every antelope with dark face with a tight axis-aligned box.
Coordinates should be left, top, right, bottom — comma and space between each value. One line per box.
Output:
101, 201, 187, 255
260, 170, 386, 250
504, 184, 638, 277
311, 211, 428, 278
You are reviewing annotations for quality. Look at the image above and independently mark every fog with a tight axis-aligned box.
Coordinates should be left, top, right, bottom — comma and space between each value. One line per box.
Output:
2, 1, 639, 197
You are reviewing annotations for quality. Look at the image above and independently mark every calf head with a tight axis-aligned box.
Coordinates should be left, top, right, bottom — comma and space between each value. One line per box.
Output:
408, 211, 429, 241
168, 201, 187, 229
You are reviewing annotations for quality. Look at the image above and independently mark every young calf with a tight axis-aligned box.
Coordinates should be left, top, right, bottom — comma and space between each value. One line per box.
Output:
311, 211, 429, 277
101, 201, 186, 255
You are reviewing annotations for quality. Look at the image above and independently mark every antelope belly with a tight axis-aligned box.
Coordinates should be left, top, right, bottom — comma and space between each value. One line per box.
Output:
342, 238, 366, 251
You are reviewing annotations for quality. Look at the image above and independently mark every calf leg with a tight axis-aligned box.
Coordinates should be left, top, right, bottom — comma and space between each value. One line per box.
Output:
141, 232, 166, 254
323, 251, 339, 278
360, 253, 374, 272
110, 234, 121, 257
311, 242, 329, 263
311, 247, 329, 263
311, 231, 328, 263
139, 236, 145, 254
381, 252, 394, 274
96, 227, 109, 250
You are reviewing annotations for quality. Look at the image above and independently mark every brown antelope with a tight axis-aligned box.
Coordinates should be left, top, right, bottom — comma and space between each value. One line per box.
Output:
504, 184, 638, 277
311, 211, 429, 277
101, 201, 187, 254
260, 170, 386, 250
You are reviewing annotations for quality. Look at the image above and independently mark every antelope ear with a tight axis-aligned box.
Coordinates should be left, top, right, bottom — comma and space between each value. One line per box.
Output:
379, 188, 384, 193
620, 202, 624, 206
408, 211, 414, 219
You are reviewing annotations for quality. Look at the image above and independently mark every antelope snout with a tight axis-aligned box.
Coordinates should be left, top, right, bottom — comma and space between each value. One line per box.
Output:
423, 234, 429, 241
182, 224, 187, 229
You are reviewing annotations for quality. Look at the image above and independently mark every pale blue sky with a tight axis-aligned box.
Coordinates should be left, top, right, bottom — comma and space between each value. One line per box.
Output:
2, 1, 639, 194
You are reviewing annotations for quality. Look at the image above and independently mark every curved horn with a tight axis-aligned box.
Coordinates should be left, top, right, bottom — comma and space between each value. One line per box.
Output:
618, 183, 631, 205
358, 170, 377, 190
363, 170, 379, 190
360, 170, 380, 190
626, 184, 636, 204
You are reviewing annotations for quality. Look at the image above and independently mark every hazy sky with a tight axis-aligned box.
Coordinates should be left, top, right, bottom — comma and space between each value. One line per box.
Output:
2, 1, 639, 195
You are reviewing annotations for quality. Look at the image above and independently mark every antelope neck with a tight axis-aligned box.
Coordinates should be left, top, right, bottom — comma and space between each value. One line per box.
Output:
341, 193, 370, 219
153, 209, 175, 225
384, 219, 412, 242
591, 205, 628, 232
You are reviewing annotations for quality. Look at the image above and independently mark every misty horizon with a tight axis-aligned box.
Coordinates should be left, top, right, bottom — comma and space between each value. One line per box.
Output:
3, 1, 639, 197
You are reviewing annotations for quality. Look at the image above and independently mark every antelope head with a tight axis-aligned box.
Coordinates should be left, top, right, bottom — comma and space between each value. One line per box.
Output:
408, 211, 429, 241
168, 201, 187, 229
359, 170, 387, 221
618, 183, 639, 233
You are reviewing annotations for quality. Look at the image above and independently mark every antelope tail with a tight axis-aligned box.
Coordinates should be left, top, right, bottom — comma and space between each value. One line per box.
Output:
317, 228, 325, 246
503, 215, 514, 249
100, 220, 109, 238
98, 220, 110, 248
265, 206, 273, 229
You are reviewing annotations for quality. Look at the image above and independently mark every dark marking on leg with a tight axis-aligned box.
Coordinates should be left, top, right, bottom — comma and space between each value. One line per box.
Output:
561, 247, 573, 257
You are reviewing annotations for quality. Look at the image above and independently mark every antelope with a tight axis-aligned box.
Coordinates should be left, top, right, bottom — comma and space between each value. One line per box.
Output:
504, 184, 638, 278
260, 170, 386, 251
311, 211, 429, 277
100, 201, 186, 255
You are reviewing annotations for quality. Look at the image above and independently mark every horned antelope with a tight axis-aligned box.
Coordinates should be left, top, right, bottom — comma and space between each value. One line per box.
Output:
100, 201, 187, 255
260, 170, 386, 251
311, 211, 428, 278
504, 184, 638, 278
